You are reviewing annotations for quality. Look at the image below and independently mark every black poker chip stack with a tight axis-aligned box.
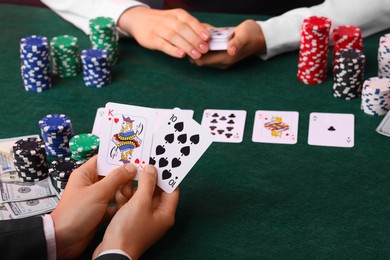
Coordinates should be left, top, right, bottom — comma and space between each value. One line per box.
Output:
48, 157, 81, 193
12, 137, 49, 182
332, 49, 366, 100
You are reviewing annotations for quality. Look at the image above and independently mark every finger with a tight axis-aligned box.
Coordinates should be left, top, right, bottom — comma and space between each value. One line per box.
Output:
155, 187, 180, 215
69, 155, 98, 184
94, 164, 137, 200
174, 9, 210, 41
133, 164, 157, 203
150, 37, 186, 58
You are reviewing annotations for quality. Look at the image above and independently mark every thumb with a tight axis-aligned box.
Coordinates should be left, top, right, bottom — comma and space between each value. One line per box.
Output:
95, 164, 137, 200
133, 164, 157, 203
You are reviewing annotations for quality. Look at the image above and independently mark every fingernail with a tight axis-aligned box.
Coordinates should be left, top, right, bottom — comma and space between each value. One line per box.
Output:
143, 165, 156, 176
201, 30, 210, 41
125, 164, 136, 173
191, 49, 201, 59
229, 45, 237, 56
176, 49, 185, 58
199, 43, 208, 53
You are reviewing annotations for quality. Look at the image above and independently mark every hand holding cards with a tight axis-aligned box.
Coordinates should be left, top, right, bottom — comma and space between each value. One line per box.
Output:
208, 27, 235, 51
97, 103, 213, 193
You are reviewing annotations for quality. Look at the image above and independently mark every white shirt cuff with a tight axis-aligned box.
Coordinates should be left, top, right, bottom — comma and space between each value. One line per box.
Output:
97, 249, 132, 259
42, 214, 57, 260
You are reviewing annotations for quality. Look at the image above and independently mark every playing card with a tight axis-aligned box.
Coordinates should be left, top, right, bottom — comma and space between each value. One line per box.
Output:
97, 102, 156, 177
92, 107, 106, 137
155, 108, 194, 131
149, 108, 213, 193
252, 110, 299, 144
376, 111, 390, 137
308, 112, 354, 147
201, 109, 246, 143
208, 27, 235, 51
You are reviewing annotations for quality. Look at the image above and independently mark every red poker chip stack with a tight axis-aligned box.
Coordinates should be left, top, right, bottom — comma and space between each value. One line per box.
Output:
297, 16, 332, 85
332, 25, 364, 55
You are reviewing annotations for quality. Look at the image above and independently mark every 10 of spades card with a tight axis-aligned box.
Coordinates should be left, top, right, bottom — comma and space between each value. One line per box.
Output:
308, 112, 354, 148
97, 102, 156, 177
201, 109, 246, 143
150, 108, 213, 193
252, 110, 299, 144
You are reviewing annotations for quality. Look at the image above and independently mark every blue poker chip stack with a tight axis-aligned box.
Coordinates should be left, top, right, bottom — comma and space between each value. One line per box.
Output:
332, 49, 365, 100
361, 77, 390, 116
378, 34, 390, 78
20, 35, 52, 93
80, 47, 111, 88
39, 114, 74, 157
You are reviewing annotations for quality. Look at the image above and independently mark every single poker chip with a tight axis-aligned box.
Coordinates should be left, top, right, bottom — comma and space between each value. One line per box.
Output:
13, 137, 45, 156
49, 157, 81, 179
39, 114, 72, 133
69, 133, 99, 154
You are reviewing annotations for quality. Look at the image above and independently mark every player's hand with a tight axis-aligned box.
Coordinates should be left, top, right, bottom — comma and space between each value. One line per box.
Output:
118, 6, 210, 59
50, 156, 137, 260
92, 165, 180, 260
190, 20, 266, 69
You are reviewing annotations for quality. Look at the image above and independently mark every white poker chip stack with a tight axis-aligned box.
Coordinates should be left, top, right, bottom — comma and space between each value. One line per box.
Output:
361, 77, 390, 116
378, 34, 390, 78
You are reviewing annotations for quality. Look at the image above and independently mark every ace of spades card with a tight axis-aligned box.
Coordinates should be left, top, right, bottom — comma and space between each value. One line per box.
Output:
308, 112, 354, 148
252, 110, 299, 144
97, 102, 156, 177
201, 109, 247, 143
150, 108, 213, 193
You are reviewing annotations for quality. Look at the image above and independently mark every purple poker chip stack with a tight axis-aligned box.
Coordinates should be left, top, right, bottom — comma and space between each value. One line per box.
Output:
20, 35, 52, 93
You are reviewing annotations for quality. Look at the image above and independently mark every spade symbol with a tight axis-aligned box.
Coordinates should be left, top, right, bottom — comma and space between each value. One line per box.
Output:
217, 129, 225, 134
149, 157, 156, 165
174, 122, 184, 132
225, 133, 233, 138
172, 158, 181, 168
210, 119, 218, 124
212, 113, 219, 117
328, 126, 336, 132
227, 120, 235, 124
228, 113, 236, 118
159, 157, 169, 168
220, 116, 227, 121
156, 145, 166, 155
226, 127, 234, 131
190, 134, 200, 144
165, 134, 174, 144
162, 170, 172, 180
210, 126, 217, 130
177, 134, 187, 144
181, 146, 190, 156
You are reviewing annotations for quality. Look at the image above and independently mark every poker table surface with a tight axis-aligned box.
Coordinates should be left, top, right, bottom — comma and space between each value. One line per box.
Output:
1, 4, 390, 259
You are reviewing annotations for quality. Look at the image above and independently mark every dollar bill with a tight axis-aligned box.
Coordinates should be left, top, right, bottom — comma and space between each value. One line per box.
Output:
376, 111, 390, 137
4, 196, 59, 219
0, 177, 58, 202
0, 203, 12, 220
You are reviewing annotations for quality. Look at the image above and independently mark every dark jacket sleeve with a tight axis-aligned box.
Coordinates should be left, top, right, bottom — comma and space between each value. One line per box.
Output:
0, 217, 47, 260
96, 253, 131, 260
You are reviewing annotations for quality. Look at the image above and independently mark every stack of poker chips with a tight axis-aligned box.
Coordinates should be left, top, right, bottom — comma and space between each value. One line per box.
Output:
89, 17, 119, 65
50, 35, 81, 78
297, 16, 332, 85
69, 133, 100, 162
378, 34, 390, 78
49, 158, 81, 194
332, 49, 365, 100
39, 114, 74, 157
20, 35, 52, 93
332, 25, 364, 55
12, 137, 49, 182
81, 47, 111, 88
361, 77, 390, 116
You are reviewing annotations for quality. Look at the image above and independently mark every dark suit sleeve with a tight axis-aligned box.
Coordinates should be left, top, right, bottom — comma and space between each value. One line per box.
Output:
0, 217, 47, 260
96, 253, 131, 260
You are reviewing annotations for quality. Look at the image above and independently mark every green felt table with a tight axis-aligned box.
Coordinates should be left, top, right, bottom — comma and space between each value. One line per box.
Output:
1, 4, 390, 259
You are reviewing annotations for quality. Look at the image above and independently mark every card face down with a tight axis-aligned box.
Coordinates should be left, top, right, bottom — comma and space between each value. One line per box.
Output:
252, 110, 299, 144
150, 108, 213, 193
97, 102, 156, 177
308, 112, 354, 148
